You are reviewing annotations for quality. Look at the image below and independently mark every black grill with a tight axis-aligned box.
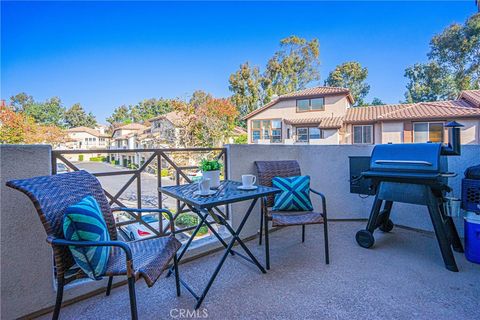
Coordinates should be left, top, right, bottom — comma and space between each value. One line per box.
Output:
355, 121, 465, 272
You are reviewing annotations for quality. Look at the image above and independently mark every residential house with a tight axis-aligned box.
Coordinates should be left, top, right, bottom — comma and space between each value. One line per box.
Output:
110, 123, 148, 167
66, 126, 110, 150
243, 87, 480, 145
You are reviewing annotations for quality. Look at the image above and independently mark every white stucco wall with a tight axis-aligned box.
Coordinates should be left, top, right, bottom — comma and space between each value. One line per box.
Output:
459, 119, 480, 144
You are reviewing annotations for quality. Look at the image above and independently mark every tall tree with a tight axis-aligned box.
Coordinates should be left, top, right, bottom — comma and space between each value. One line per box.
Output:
189, 90, 212, 109
107, 105, 132, 126
64, 103, 97, 128
228, 36, 320, 118
23, 97, 66, 127
130, 98, 173, 122
370, 97, 385, 106
404, 62, 456, 103
263, 36, 320, 98
9, 92, 34, 112
229, 62, 265, 118
325, 62, 370, 106
405, 13, 480, 102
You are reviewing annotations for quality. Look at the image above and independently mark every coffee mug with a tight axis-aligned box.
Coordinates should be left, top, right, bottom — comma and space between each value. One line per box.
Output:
199, 178, 211, 194
242, 174, 256, 187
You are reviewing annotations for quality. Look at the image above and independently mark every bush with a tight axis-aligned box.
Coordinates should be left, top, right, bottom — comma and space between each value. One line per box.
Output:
128, 163, 139, 169
161, 168, 169, 177
89, 156, 106, 162
233, 134, 248, 144
110, 160, 116, 165
176, 213, 197, 227
78, 154, 84, 161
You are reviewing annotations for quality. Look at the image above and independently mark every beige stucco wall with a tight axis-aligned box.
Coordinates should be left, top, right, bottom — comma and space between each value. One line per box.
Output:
459, 119, 480, 144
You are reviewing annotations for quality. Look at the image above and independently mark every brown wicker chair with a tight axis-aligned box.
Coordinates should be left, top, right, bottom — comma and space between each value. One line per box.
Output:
6, 170, 181, 320
255, 160, 329, 269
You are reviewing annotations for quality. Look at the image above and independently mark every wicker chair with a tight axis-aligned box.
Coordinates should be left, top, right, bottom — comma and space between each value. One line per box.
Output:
6, 170, 181, 320
255, 160, 329, 269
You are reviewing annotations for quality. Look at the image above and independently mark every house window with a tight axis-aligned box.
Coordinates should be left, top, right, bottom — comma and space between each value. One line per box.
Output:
413, 122, 444, 143
251, 119, 282, 143
296, 127, 322, 142
353, 125, 373, 144
296, 97, 325, 112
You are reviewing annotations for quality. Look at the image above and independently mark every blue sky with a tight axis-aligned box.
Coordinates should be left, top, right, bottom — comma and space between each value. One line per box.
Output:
1, 1, 476, 122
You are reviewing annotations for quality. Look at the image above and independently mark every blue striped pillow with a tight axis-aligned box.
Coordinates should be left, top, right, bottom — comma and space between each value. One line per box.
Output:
272, 175, 314, 211
63, 196, 110, 280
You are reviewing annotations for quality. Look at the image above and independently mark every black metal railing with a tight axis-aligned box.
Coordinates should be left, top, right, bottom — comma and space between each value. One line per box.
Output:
51, 147, 228, 240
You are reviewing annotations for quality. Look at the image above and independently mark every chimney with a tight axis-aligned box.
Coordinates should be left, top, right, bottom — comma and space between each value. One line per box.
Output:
441, 121, 464, 156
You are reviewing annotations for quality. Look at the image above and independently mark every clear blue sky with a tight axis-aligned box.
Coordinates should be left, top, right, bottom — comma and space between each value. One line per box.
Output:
1, 1, 477, 122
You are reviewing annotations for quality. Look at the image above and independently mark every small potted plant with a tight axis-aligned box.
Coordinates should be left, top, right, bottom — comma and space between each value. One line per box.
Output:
200, 159, 222, 188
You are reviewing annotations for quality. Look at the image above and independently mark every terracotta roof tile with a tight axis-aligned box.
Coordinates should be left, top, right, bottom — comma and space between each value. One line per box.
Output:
284, 117, 323, 125
318, 117, 344, 129
459, 90, 480, 108
67, 126, 109, 138
344, 104, 410, 123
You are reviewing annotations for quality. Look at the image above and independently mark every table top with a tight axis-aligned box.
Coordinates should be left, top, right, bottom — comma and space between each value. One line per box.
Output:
159, 180, 281, 209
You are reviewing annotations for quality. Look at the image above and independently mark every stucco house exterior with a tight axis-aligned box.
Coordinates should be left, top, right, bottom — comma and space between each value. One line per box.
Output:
243, 87, 480, 145
65, 126, 110, 150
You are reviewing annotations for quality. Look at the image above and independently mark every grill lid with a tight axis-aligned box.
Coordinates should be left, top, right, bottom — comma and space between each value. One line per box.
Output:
369, 143, 443, 174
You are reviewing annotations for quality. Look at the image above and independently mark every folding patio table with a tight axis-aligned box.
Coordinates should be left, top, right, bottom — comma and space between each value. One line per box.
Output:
159, 180, 280, 309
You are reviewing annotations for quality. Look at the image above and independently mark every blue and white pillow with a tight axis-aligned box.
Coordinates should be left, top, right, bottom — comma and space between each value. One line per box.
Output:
272, 175, 314, 212
63, 196, 110, 280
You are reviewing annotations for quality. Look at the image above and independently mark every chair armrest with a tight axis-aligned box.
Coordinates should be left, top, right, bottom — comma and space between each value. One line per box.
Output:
111, 207, 176, 234
310, 189, 327, 217
46, 236, 133, 260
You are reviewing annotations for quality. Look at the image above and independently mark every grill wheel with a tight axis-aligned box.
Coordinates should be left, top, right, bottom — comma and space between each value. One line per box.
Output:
356, 230, 375, 248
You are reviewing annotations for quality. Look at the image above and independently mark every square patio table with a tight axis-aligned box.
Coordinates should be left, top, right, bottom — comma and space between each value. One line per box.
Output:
159, 180, 280, 309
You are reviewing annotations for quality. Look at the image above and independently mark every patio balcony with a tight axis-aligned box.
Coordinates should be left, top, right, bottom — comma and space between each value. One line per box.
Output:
1, 144, 479, 319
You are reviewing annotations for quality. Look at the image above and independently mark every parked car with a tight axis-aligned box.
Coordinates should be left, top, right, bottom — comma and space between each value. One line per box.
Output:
117, 213, 169, 241
56, 163, 70, 174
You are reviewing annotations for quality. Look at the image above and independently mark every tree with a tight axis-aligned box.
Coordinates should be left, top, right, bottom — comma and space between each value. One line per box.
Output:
195, 98, 238, 147
0, 105, 67, 145
405, 13, 480, 102
22, 97, 66, 127
404, 62, 457, 103
107, 105, 132, 126
64, 103, 97, 128
228, 36, 320, 118
370, 98, 385, 106
9, 92, 34, 112
130, 98, 173, 122
229, 62, 266, 118
325, 62, 370, 106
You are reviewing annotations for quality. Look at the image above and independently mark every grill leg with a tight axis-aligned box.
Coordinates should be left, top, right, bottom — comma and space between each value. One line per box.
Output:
426, 192, 459, 272
52, 277, 64, 320
366, 198, 383, 233
439, 202, 464, 253
356, 195, 382, 248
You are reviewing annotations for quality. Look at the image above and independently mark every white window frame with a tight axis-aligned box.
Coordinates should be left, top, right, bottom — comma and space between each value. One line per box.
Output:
352, 125, 373, 144
413, 122, 444, 143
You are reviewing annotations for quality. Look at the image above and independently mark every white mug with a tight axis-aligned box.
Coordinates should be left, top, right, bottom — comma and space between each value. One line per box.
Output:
242, 174, 256, 187
199, 178, 211, 195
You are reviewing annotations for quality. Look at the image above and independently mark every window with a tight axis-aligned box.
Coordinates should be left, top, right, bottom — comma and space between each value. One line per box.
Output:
251, 119, 282, 143
296, 97, 325, 112
296, 127, 322, 142
353, 125, 373, 144
413, 122, 443, 143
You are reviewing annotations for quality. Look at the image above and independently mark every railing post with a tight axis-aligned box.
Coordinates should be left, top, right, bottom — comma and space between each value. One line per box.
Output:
136, 171, 142, 209
51, 152, 57, 175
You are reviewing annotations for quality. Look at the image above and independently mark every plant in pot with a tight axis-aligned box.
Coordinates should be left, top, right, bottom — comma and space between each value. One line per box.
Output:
200, 159, 222, 189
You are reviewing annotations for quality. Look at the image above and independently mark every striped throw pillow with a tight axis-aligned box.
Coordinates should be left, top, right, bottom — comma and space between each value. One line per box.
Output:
272, 175, 314, 212
63, 196, 111, 280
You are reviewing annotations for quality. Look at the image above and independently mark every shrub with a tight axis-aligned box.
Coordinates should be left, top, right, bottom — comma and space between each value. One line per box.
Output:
233, 134, 248, 144
89, 156, 106, 162
78, 154, 84, 161
161, 168, 169, 177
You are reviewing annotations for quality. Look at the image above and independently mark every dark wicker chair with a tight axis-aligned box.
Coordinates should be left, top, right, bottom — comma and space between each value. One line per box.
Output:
6, 170, 181, 320
255, 160, 329, 269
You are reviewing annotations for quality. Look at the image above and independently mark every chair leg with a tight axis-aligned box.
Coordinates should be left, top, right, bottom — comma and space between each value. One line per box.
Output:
264, 213, 270, 270
302, 224, 305, 243
106, 276, 113, 296
173, 254, 181, 297
52, 277, 64, 320
127, 277, 138, 320
259, 208, 264, 245
323, 217, 330, 265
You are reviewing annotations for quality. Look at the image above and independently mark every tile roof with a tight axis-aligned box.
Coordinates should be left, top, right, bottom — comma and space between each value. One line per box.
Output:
116, 123, 147, 131
149, 111, 185, 125
318, 116, 344, 129
284, 117, 323, 125
67, 126, 109, 138
242, 86, 353, 120
459, 90, 480, 108
344, 104, 410, 123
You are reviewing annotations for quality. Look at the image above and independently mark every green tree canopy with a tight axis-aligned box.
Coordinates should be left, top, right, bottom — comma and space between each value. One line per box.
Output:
405, 13, 480, 102
107, 105, 132, 126
228, 35, 320, 119
9, 92, 34, 112
325, 62, 370, 106
64, 103, 97, 128
370, 97, 385, 106
130, 98, 173, 123
22, 97, 66, 127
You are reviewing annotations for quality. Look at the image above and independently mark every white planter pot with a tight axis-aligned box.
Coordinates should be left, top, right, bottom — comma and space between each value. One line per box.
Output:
202, 170, 220, 188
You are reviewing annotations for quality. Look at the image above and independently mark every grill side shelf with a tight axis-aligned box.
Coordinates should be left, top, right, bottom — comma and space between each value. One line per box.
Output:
374, 160, 433, 166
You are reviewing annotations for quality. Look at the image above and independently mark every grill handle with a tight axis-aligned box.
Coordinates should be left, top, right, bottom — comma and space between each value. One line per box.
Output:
374, 160, 433, 166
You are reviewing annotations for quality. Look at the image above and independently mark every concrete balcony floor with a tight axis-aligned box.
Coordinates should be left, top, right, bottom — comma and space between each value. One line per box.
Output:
39, 221, 479, 320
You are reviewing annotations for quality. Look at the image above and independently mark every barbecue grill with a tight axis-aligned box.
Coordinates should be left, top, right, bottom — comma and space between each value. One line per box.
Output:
355, 121, 465, 272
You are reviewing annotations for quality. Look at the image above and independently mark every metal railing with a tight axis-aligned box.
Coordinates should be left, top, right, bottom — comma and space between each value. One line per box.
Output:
51, 147, 228, 240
